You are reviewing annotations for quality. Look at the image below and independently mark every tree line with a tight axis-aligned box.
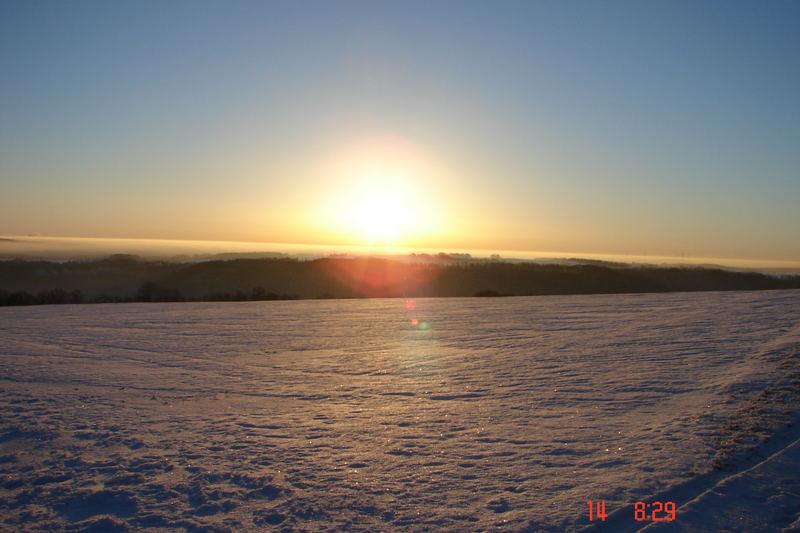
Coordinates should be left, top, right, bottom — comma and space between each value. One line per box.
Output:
0, 283, 299, 306
1, 256, 798, 306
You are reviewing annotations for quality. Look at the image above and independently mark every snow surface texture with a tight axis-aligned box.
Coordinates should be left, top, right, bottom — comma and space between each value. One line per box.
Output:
0, 290, 798, 532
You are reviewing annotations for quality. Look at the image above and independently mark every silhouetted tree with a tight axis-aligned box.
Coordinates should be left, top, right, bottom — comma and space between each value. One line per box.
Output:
6, 291, 36, 306
37, 288, 69, 304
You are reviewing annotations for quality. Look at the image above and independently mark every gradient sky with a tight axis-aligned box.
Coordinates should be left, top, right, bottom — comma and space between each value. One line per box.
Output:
1, 0, 798, 262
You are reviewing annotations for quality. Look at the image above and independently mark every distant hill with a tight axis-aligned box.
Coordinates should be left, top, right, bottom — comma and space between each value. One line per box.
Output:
1, 256, 798, 305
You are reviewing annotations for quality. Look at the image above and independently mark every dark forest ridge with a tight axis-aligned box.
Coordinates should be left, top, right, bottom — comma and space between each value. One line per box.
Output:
1, 255, 798, 306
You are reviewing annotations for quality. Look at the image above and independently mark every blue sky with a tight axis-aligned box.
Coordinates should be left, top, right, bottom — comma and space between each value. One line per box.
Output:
1, 0, 798, 262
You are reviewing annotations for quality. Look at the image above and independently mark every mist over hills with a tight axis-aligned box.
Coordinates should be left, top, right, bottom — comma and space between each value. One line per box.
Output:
1, 255, 798, 306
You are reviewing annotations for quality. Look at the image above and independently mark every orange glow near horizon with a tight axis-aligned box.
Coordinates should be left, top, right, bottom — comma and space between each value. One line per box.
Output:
320, 257, 439, 297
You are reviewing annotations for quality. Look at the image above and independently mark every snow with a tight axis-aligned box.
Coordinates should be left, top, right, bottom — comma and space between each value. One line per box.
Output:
0, 289, 798, 532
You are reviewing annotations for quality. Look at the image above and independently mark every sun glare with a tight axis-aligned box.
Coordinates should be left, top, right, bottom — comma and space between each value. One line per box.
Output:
317, 135, 449, 247
349, 186, 413, 242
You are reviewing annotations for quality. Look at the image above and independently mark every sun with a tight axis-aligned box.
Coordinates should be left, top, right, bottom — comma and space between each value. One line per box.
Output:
347, 183, 415, 244
316, 135, 450, 247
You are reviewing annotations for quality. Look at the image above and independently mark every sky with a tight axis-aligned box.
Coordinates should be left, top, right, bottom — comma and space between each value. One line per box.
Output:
1, 0, 798, 263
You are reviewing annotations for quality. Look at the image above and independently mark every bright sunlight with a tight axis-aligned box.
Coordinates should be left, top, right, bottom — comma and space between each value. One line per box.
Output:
316, 135, 450, 247
348, 185, 414, 242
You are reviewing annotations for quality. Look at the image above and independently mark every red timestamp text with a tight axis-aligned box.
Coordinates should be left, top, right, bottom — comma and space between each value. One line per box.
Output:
586, 501, 608, 521
587, 500, 677, 522
634, 501, 676, 521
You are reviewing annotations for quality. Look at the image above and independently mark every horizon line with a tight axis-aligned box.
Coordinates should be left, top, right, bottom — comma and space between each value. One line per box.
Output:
2, 234, 800, 271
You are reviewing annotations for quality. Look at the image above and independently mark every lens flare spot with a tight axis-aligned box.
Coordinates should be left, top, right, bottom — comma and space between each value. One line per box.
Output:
411, 318, 419, 326
406, 299, 416, 311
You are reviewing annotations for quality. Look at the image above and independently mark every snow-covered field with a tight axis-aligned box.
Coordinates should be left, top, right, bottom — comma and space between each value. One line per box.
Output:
1, 290, 798, 532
